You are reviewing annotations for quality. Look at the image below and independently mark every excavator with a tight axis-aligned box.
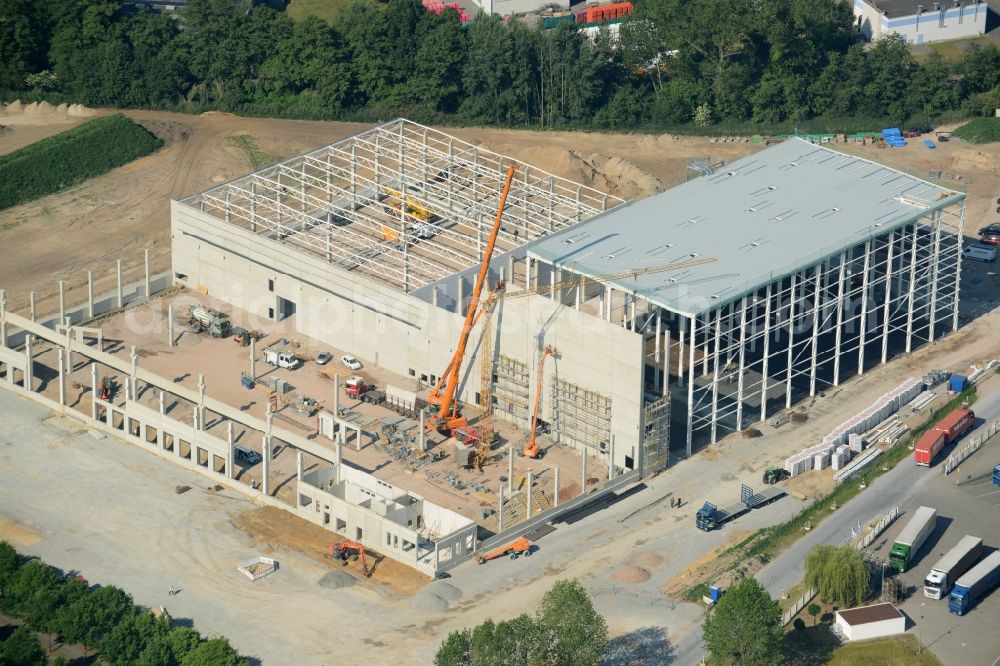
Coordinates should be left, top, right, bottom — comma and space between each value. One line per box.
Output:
522, 346, 558, 459
325, 541, 372, 578
426, 164, 519, 437
476, 537, 532, 564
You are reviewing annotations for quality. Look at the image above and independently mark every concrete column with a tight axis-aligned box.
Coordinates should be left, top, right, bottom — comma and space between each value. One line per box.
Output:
905, 223, 920, 353
526, 257, 532, 291
581, 450, 588, 493
158, 394, 166, 449
250, 337, 256, 379
553, 466, 560, 507
508, 255, 515, 287
686, 315, 696, 456
227, 422, 235, 478
167, 304, 174, 347
432, 286, 439, 308
653, 313, 662, 393
927, 215, 943, 342
785, 273, 798, 409
710, 308, 722, 443
116, 260, 123, 309
456, 276, 464, 315
23, 335, 32, 392
419, 409, 426, 451
58, 281, 65, 324
297, 450, 304, 482
144, 249, 151, 299
335, 438, 343, 483
192, 405, 199, 431
881, 230, 896, 364
808, 266, 822, 397
333, 373, 340, 415
130, 346, 138, 401
498, 484, 505, 533
197, 373, 206, 429
508, 447, 514, 494
609, 435, 616, 479
526, 471, 533, 518
262, 434, 271, 496
57, 352, 66, 406
663, 329, 671, 397
87, 271, 94, 319
735, 296, 749, 429
677, 316, 686, 388
0, 290, 6, 349
29, 292, 36, 322
90, 363, 98, 420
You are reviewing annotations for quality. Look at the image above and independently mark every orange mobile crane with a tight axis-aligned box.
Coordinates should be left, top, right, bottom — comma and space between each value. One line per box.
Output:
522, 345, 558, 459
476, 537, 532, 564
325, 541, 372, 577
426, 164, 519, 436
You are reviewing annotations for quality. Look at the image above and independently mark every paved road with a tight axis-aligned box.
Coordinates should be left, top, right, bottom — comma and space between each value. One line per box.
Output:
672, 384, 1000, 666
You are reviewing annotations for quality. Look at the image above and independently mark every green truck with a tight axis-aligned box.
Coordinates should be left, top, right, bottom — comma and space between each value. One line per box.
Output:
889, 506, 938, 573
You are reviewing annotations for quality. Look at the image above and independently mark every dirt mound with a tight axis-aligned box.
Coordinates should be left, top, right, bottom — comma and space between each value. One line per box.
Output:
67, 103, 95, 118
3, 100, 23, 114
22, 102, 39, 114
630, 552, 665, 570
569, 151, 664, 200
952, 149, 998, 175
37, 101, 54, 114
426, 580, 462, 602
410, 589, 450, 612
56, 103, 68, 114
318, 569, 356, 589
611, 565, 652, 583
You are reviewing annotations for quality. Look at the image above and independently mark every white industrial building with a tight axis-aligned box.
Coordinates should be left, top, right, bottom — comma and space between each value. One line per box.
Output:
835, 603, 907, 640
853, 0, 988, 44
171, 119, 964, 470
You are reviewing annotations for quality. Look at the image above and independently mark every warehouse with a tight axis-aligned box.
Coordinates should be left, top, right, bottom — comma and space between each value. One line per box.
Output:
171, 120, 964, 469
853, 0, 988, 44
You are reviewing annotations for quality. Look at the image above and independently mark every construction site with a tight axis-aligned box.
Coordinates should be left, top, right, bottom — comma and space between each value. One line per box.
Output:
0, 117, 971, 579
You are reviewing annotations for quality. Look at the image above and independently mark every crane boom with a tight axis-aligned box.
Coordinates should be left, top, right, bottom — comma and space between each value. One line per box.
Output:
427, 164, 519, 432
523, 346, 557, 459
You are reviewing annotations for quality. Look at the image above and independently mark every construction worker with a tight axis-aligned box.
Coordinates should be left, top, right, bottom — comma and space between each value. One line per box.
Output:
168, 586, 175, 596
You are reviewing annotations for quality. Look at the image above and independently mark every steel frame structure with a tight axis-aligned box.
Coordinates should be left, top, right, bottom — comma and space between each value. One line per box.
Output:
526, 198, 965, 455
179, 119, 621, 293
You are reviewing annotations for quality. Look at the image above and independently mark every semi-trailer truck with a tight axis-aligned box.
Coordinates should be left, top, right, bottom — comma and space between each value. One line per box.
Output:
889, 506, 937, 573
948, 550, 1000, 616
924, 535, 983, 599
695, 485, 785, 531
914, 407, 974, 466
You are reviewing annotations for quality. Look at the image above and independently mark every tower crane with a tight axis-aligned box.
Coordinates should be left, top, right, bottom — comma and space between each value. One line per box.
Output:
426, 164, 519, 435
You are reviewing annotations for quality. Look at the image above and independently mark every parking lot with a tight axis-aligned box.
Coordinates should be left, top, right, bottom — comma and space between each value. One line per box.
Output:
873, 434, 1000, 666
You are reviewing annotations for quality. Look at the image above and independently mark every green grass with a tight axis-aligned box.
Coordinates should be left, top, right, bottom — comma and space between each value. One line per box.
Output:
952, 117, 1000, 144
225, 134, 277, 170
0, 113, 162, 211
827, 634, 942, 666
912, 35, 994, 63
285, 0, 354, 24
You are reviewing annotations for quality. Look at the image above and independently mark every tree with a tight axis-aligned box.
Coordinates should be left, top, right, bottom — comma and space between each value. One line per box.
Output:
58, 585, 134, 651
433, 629, 471, 666
536, 579, 607, 666
0, 625, 46, 666
807, 602, 821, 626
804, 544, 869, 609
180, 637, 248, 666
99, 611, 170, 665
702, 577, 783, 666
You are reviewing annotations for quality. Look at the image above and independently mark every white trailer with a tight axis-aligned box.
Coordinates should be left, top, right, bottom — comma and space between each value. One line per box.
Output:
924, 535, 983, 600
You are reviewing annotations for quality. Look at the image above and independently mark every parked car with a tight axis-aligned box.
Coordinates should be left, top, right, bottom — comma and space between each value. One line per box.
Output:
341, 354, 362, 370
316, 351, 332, 365
977, 223, 1000, 237
963, 244, 998, 263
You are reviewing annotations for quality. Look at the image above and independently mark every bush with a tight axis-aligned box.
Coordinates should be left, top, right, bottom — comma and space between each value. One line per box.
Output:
952, 117, 1000, 144
0, 625, 46, 666
0, 114, 162, 210
793, 617, 806, 631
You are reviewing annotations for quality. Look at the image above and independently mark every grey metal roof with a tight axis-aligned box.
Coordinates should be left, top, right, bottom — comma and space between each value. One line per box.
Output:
862, 0, 961, 19
527, 138, 964, 317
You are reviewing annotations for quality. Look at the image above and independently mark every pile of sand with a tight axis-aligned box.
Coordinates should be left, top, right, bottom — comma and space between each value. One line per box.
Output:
22, 101, 39, 114
1, 99, 93, 118
425, 580, 463, 602
3, 100, 23, 113
611, 565, 652, 583
318, 569, 356, 589
569, 151, 664, 200
410, 587, 451, 612
630, 551, 665, 570
68, 103, 95, 118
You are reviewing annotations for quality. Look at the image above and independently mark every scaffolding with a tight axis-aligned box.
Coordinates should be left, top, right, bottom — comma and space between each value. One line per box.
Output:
180, 119, 622, 293
551, 379, 612, 454
493, 355, 530, 430
642, 395, 670, 475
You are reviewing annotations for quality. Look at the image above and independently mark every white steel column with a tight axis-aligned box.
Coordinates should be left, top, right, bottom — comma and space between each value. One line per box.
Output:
686, 315, 696, 456
784, 273, 798, 409
857, 240, 872, 376
927, 212, 942, 342
808, 265, 822, 396
952, 201, 965, 332
905, 223, 919, 353
832, 253, 847, 386
678, 317, 686, 388
759, 284, 773, 422
653, 312, 662, 393
663, 329, 671, 397
880, 230, 896, 364
710, 308, 722, 443
735, 296, 748, 430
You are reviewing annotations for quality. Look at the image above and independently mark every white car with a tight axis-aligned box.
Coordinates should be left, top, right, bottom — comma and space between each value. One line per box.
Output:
341, 354, 362, 370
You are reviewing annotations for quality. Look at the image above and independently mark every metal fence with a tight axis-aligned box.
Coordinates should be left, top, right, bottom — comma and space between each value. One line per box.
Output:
782, 587, 818, 626
943, 419, 999, 475
855, 506, 900, 551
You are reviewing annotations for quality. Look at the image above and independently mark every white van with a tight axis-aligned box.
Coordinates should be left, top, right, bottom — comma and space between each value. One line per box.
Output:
963, 244, 998, 263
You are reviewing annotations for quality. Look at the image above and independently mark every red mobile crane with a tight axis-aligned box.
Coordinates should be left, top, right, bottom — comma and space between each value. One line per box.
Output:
426, 164, 519, 435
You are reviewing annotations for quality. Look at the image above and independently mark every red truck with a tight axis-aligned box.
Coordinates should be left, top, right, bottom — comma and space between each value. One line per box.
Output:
915, 407, 975, 466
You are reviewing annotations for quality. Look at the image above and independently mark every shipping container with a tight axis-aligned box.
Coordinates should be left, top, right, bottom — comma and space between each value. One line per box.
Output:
915, 429, 946, 466
936, 407, 975, 443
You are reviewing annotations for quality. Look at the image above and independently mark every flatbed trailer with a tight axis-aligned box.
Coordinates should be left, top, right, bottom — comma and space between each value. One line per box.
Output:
695, 484, 786, 532
745, 487, 786, 509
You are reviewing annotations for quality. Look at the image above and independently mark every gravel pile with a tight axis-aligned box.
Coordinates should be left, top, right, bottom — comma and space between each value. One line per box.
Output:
410, 588, 450, 613
425, 581, 462, 602
610, 565, 651, 583
319, 569, 356, 589
630, 552, 665, 570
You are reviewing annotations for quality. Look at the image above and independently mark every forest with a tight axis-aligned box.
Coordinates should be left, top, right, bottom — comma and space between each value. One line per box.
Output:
1, 0, 999, 132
